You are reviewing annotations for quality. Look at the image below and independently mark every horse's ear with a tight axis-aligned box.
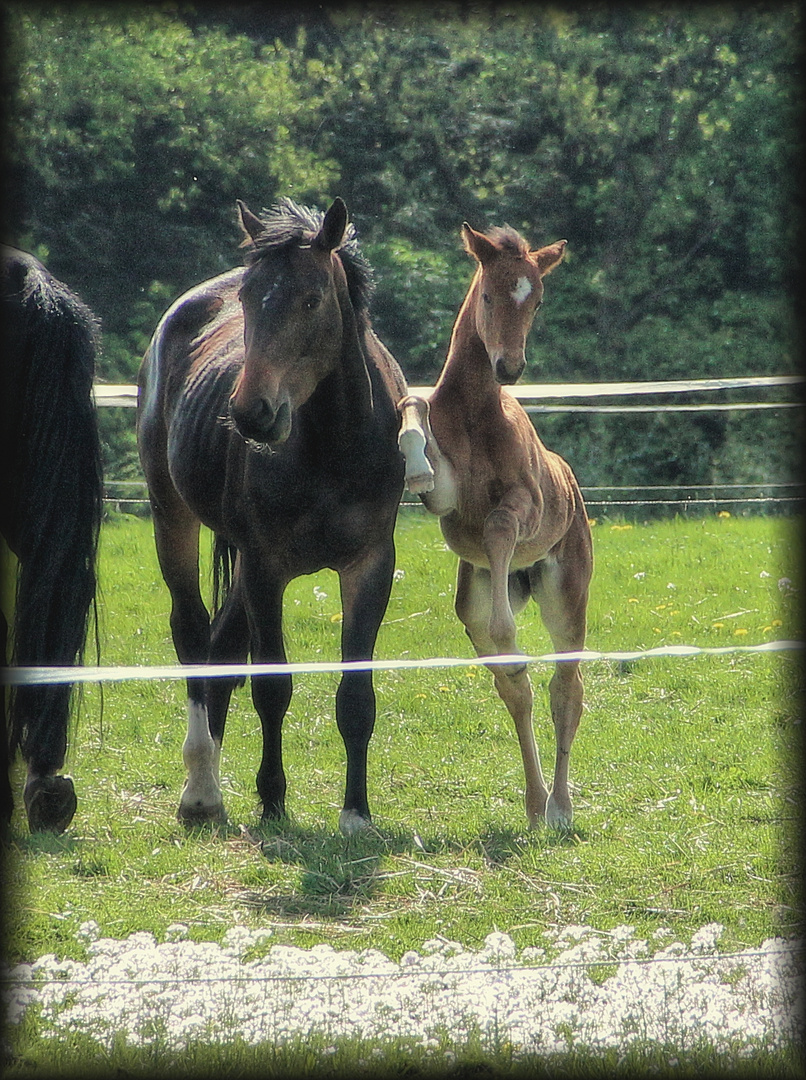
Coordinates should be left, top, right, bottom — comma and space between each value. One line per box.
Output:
315, 197, 349, 252
462, 222, 498, 265
531, 240, 567, 278
237, 200, 266, 246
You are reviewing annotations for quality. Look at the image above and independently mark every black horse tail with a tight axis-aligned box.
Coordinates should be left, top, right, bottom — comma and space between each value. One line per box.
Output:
212, 533, 237, 614
3, 252, 103, 775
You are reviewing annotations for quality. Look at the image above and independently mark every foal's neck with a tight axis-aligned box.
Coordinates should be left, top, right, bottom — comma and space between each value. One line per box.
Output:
435, 278, 500, 407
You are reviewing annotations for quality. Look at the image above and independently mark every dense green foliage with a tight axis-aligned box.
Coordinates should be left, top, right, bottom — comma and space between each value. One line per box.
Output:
1, 2, 802, 485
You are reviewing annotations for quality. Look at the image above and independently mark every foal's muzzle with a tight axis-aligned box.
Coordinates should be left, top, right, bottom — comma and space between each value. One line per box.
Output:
229, 396, 292, 445
494, 356, 526, 385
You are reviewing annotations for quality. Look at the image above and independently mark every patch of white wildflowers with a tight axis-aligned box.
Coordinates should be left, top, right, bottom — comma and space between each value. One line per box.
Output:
2, 922, 801, 1059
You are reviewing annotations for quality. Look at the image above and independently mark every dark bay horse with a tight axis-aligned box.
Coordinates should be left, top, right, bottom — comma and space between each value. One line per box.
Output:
137, 197, 407, 834
397, 222, 593, 830
1, 247, 103, 833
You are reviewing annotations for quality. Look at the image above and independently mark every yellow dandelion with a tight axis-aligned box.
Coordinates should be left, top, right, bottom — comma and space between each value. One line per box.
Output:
772, 619, 783, 627
627, 597, 639, 604
671, 631, 682, 637
718, 510, 731, 518
712, 622, 725, 630
653, 627, 661, 634
734, 627, 749, 636
588, 518, 597, 527
330, 613, 343, 623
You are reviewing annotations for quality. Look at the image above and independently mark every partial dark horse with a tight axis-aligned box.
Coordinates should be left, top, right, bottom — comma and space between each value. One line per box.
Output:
1, 247, 103, 833
137, 198, 407, 834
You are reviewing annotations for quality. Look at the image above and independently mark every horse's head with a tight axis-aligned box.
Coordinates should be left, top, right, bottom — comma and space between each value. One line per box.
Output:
461, 222, 567, 385
229, 197, 355, 445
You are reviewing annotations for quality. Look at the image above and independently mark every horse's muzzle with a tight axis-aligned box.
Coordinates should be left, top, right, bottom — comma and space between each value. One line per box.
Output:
229, 397, 292, 445
494, 356, 526, 385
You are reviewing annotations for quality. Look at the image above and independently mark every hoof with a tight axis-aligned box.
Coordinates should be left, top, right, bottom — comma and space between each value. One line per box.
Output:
545, 794, 573, 832
177, 799, 227, 827
338, 808, 372, 836
406, 473, 436, 495
24, 775, 77, 834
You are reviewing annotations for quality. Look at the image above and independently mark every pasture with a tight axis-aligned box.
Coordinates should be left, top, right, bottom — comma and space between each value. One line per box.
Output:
2, 509, 802, 1075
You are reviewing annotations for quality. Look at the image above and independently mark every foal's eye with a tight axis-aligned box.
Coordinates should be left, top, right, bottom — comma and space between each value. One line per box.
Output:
482, 292, 492, 306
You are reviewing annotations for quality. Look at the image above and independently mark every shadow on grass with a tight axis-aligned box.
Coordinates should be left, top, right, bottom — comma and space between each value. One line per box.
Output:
219, 815, 583, 919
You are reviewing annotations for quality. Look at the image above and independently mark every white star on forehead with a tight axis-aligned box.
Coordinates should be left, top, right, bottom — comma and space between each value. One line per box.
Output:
261, 278, 283, 308
510, 276, 533, 305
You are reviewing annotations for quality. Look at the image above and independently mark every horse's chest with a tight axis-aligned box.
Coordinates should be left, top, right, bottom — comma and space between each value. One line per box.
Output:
239, 470, 389, 572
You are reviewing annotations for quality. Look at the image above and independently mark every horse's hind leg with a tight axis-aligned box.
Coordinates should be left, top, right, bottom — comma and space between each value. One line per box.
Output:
20, 686, 77, 834
204, 570, 251, 789
455, 559, 550, 827
528, 538, 591, 830
238, 558, 292, 823
150, 504, 225, 824
335, 541, 396, 835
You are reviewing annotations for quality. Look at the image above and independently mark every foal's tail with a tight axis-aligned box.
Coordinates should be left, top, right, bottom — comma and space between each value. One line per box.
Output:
4, 255, 103, 774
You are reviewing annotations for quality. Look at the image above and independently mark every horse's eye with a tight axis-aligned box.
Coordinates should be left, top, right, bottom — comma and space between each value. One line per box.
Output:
303, 294, 322, 311
482, 292, 492, 306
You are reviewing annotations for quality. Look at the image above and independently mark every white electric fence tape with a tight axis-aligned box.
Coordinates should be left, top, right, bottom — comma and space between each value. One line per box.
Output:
92, 375, 804, 408
2, 640, 802, 687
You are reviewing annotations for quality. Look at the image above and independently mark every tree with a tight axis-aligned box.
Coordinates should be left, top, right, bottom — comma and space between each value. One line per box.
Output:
3, 5, 339, 360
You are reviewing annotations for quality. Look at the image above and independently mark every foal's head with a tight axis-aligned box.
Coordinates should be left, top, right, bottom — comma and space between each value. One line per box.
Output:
229, 197, 368, 445
461, 222, 567, 385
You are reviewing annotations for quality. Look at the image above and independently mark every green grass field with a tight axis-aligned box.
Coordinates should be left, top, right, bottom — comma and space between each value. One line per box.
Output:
2, 510, 803, 1075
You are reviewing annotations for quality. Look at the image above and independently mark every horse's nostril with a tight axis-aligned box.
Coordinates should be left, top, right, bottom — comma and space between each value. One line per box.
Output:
230, 396, 274, 441
230, 396, 291, 445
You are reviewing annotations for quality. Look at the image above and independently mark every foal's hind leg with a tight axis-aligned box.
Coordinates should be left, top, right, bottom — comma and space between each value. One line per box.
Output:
455, 559, 550, 827
528, 544, 590, 830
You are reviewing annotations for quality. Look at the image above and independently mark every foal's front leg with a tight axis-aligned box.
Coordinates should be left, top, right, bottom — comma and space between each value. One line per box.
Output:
397, 395, 435, 494
397, 396, 458, 513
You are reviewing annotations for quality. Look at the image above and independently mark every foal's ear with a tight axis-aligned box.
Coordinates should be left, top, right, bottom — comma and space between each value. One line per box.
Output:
531, 240, 568, 278
237, 200, 266, 246
315, 197, 349, 252
462, 222, 498, 265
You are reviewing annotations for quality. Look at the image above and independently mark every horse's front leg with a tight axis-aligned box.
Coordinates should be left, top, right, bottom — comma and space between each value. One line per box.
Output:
335, 541, 396, 835
397, 396, 457, 513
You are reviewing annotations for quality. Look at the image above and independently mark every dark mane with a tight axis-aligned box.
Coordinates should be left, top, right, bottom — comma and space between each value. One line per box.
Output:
487, 225, 529, 257
241, 197, 374, 313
